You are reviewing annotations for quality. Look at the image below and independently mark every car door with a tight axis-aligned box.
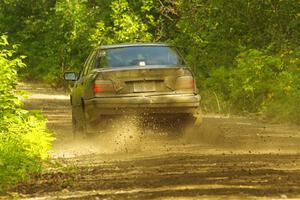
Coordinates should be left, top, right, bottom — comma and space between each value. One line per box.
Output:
72, 50, 96, 108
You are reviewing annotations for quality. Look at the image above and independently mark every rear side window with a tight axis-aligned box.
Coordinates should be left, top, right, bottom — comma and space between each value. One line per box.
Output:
96, 46, 184, 68
80, 50, 96, 78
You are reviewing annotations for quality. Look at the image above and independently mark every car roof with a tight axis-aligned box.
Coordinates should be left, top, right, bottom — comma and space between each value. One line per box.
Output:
98, 43, 172, 50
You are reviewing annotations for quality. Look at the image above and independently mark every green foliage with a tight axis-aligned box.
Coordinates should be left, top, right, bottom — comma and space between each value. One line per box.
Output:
205, 49, 300, 123
172, 0, 299, 76
90, 0, 154, 46
0, 35, 53, 193
0, 0, 299, 123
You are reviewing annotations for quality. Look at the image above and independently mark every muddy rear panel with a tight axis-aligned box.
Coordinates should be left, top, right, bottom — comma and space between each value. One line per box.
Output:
93, 66, 196, 96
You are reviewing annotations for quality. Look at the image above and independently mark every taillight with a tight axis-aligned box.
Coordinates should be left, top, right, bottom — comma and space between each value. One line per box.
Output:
93, 80, 115, 93
175, 76, 195, 90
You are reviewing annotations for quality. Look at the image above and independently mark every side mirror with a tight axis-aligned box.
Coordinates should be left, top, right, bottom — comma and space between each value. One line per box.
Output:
64, 72, 77, 81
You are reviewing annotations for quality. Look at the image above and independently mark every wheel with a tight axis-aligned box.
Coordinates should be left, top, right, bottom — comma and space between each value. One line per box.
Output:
72, 114, 80, 139
182, 108, 203, 139
193, 107, 203, 127
71, 106, 87, 139
164, 114, 196, 138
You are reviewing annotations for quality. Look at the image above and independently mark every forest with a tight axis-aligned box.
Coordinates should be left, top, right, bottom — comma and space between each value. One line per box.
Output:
0, 0, 299, 194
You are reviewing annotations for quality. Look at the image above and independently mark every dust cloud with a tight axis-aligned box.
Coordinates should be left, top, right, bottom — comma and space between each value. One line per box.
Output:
52, 114, 300, 159
52, 115, 171, 158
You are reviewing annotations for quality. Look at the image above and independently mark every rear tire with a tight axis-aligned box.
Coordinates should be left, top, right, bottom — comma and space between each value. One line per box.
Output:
71, 106, 87, 139
165, 115, 196, 138
183, 108, 203, 139
72, 114, 80, 139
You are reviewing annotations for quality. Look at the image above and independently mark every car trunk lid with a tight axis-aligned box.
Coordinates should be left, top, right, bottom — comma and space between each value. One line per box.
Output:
93, 66, 194, 95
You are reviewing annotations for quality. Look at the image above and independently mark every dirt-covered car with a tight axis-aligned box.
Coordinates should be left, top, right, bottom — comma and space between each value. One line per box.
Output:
64, 43, 202, 137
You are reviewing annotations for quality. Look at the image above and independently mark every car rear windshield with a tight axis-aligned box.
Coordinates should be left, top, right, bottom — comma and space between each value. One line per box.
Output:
98, 46, 184, 68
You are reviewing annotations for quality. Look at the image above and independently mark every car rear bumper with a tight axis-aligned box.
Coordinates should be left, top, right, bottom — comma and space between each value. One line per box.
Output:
84, 94, 200, 116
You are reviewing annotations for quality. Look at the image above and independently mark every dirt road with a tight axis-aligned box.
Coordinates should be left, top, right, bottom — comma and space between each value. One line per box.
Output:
14, 83, 300, 199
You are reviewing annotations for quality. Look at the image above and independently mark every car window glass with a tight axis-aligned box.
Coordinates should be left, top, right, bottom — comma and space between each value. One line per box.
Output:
94, 50, 108, 68
79, 53, 92, 79
82, 50, 96, 77
103, 46, 184, 68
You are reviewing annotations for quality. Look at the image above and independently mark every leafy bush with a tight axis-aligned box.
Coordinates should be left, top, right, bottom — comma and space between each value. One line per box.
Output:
263, 49, 300, 123
0, 35, 53, 193
205, 49, 300, 124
